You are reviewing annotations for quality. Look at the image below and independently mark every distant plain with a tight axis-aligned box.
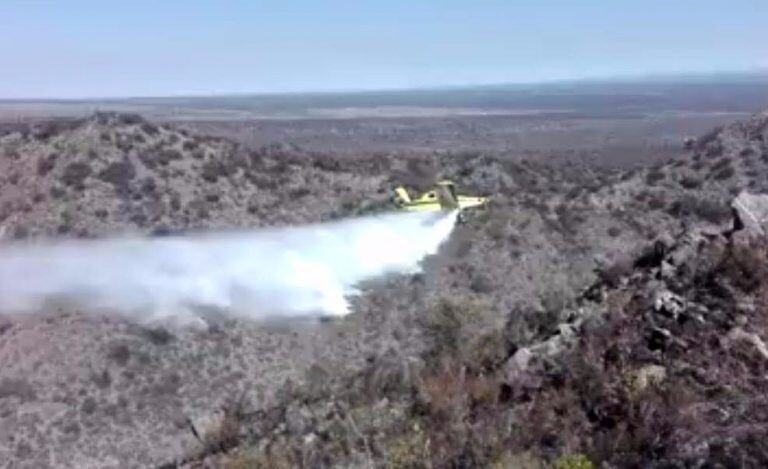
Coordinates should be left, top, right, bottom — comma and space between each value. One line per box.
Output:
3, 75, 767, 167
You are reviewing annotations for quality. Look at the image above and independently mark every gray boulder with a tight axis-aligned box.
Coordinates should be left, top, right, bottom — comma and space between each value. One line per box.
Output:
731, 191, 768, 239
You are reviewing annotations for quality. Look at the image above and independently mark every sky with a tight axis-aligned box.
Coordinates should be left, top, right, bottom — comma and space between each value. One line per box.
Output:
1, 0, 767, 99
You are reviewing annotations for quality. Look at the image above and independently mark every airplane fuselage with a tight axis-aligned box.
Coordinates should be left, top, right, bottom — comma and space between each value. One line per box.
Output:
393, 181, 487, 213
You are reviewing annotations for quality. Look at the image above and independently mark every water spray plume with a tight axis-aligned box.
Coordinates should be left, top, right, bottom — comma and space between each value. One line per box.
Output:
0, 211, 457, 323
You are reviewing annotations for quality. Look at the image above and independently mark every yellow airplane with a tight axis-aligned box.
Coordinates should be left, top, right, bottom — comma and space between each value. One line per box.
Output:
392, 180, 487, 218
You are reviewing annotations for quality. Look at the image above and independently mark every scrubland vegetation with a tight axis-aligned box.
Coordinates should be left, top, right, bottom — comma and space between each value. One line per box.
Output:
0, 109, 766, 467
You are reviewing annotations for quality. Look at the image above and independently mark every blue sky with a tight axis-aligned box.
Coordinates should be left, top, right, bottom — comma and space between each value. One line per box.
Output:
1, 0, 766, 98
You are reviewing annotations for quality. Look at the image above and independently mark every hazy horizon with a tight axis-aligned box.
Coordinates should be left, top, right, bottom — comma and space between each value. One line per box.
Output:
0, 69, 764, 102
3, 0, 767, 99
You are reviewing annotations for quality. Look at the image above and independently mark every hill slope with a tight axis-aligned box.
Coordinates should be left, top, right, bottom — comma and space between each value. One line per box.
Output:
190, 112, 768, 467
0, 112, 391, 240
0, 110, 766, 467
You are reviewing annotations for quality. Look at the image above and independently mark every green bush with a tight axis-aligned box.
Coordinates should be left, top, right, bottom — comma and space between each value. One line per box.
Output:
555, 454, 594, 469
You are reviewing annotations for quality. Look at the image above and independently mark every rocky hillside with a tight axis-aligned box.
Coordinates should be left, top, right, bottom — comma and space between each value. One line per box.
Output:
0, 112, 392, 240
210, 192, 768, 468
0, 110, 766, 467
192, 110, 768, 467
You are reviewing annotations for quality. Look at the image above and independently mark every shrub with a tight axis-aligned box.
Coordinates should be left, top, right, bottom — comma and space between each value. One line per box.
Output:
50, 185, 66, 199
679, 176, 702, 189
140, 122, 159, 136
289, 187, 311, 199
565, 186, 582, 200
115, 134, 134, 152
90, 369, 111, 389
554, 203, 585, 236
130, 212, 147, 227
201, 160, 228, 183
31, 119, 81, 141
57, 223, 71, 234
13, 225, 29, 239
141, 327, 174, 345
620, 170, 636, 181
117, 113, 144, 125
107, 344, 131, 366
647, 193, 666, 210
607, 226, 622, 237
157, 149, 183, 166
645, 169, 665, 185
201, 402, 244, 455
37, 154, 56, 176
705, 140, 724, 157
696, 126, 722, 148
420, 298, 490, 362
555, 454, 594, 469
400, 158, 436, 188
226, 446, 296, 469
0, 378, 37, 401
61, 161, 92, 187
81, 397, 97, 415
714, 243, 768, 294
711, 156, 732, 172
712, 165, 736, 180
137, 152, 156, 169
740, 147, 755, 157
140, 176, 157, 195
667, 195, 731, 224
597, 257, 633, 288
504, 307, 560, 354
312, 155, 342, 172
98, 160, 136, 191
170, 195, 182, 212
469, 274, 494, 294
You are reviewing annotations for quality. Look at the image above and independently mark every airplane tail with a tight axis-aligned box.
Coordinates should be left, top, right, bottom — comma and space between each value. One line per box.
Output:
393, 186, 411, 204
435, 184, 459, 210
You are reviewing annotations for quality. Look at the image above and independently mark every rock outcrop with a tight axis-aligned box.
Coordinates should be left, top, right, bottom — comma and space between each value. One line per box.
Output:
732, 190, 768, 240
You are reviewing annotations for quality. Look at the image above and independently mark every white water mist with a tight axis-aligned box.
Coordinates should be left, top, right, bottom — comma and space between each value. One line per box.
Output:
0, 211, 457, 322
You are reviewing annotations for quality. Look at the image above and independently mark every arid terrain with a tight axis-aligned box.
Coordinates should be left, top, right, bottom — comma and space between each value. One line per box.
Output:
3, 76, 767, 164
1, 78, 768, 467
